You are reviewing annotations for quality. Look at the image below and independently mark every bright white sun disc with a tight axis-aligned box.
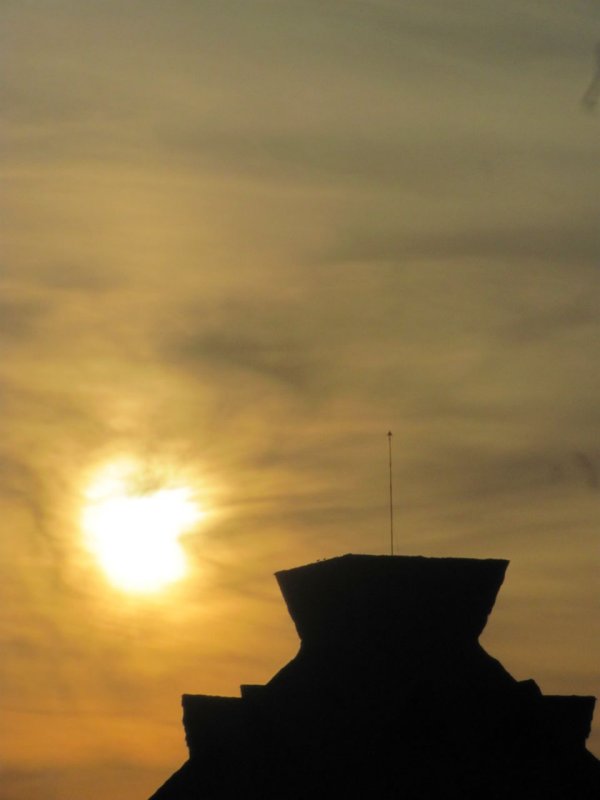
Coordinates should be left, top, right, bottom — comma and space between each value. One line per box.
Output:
82, 464, 202, 593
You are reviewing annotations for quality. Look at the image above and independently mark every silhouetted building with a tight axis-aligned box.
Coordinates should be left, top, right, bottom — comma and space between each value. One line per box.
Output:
149, 554, 599, 799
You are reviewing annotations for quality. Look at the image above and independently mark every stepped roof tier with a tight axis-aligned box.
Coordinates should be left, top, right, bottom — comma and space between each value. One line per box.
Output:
149, 554, 599, 799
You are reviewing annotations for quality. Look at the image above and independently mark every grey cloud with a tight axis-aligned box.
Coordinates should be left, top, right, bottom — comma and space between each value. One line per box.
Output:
332, 218, 600, 267
0, 297, 47, 340
172, 330, 316, 393
0, 452, 42, 503
164, 298, 334, 400
160, 127, 509, 190
581, 42, 600, 109
32, 263, 122, 292
3, 0, 593, 171
0, 277, 114, 347
0, 761, 169, 800
435, 447, 600, 502
0, 451, 49, 541
495, 298, 600, 346
337, 0, 589, 65
573, 451, 600, 490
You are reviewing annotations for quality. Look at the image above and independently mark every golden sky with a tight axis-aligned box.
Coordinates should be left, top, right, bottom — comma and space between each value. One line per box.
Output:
1, 1, 599, 797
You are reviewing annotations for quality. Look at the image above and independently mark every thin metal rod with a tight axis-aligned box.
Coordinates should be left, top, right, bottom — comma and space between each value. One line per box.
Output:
387, 431, 394, 555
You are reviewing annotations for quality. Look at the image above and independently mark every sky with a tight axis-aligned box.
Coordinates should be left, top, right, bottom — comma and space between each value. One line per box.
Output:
1, 1, 600, 797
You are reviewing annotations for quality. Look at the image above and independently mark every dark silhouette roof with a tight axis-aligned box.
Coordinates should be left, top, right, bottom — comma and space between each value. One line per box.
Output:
149, 554, 599, 799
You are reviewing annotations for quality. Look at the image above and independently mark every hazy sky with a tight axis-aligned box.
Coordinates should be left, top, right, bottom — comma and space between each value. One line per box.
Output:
2, 1, 599, 797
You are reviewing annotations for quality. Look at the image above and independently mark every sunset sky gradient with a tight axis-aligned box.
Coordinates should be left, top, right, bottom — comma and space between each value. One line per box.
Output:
1, 2, 599, 798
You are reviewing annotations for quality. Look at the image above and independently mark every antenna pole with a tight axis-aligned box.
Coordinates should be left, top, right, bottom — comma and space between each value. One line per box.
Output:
387, 431, 394, 555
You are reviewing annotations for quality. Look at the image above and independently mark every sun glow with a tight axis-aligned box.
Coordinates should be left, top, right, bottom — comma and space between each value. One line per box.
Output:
82, 461, 202, 593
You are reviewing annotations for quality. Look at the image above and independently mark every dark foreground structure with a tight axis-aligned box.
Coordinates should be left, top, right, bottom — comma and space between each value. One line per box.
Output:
149, 555, 599, 799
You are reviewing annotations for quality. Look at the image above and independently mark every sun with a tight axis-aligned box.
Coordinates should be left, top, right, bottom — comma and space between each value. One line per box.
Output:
81, 460, 202, 593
